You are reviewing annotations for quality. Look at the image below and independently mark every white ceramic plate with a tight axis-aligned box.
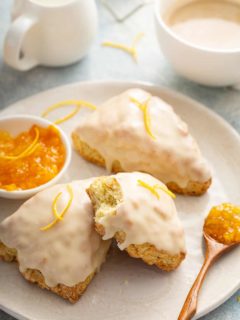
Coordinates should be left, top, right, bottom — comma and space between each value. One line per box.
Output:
0, 81, 239, 320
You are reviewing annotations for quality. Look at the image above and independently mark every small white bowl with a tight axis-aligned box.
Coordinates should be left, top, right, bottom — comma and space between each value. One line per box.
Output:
0, 115, 72, 200
154, 0, 240, 87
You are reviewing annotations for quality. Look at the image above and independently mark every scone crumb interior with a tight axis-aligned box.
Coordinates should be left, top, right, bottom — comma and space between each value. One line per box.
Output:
87, 177, 123, 221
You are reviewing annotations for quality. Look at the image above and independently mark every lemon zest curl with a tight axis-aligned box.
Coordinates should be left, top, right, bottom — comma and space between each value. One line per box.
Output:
40, 184, 73, 231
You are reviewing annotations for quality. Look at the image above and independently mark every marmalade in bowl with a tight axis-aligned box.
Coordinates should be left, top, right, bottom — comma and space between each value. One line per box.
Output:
0, 125, 66, 191
204, 203, 240, 245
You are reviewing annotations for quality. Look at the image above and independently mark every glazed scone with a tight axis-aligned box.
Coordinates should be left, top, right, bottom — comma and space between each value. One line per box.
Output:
72, 88, 212, 196
87, 172, 186, 271
0, 179, 111, 303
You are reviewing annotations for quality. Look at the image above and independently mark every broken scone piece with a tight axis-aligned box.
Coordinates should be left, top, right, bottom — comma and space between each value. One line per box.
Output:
72, 88, 212, 196
87, 172, 186, 271
0, 179, 111, 303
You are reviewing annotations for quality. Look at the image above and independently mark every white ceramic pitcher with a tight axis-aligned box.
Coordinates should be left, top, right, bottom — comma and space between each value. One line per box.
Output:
4, 0, 98, 71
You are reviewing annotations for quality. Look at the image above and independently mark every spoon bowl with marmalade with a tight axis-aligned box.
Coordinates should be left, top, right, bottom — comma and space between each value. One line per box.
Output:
178, 203, 240, 320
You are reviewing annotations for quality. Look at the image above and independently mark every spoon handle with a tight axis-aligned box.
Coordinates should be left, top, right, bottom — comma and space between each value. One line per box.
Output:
178, 248, 214, 320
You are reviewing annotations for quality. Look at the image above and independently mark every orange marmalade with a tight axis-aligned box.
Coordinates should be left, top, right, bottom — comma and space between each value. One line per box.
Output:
204, 203, 240, 245
0, 125, 66, 191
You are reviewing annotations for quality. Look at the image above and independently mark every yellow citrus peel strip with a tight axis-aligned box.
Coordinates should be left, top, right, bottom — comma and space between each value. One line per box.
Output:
52, 192, 64, 220
130, 97, 156, 140
42, 100, 97, 125
40, 184, 73, 231
102, 42, 136, 58
154, 184, 176, 199
53, 105, 81, 125
138, 180, 176, 199
138, 180, 160, 199
102, 32, 144, 61
0, 127, 40, 160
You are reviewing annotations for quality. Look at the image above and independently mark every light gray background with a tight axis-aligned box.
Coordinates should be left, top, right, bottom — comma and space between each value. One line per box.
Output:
0, 1, 239, 319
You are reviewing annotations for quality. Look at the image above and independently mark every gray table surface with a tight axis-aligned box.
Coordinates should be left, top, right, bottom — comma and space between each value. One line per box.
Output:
0, 1, 239, 319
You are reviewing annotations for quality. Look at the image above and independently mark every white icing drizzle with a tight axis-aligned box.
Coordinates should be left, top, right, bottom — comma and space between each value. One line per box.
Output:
96, 172, 186, 255
0, 179, 111, 287
74, 89, 211, 188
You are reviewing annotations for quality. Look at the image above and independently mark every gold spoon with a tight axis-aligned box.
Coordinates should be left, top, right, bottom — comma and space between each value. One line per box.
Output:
178, 203, 240, 320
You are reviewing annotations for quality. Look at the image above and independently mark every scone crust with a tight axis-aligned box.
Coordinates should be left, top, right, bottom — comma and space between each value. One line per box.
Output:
0, 241, 17, 262
72, 133, 211, 195
0, 241, 94, 303
95, 224, 185, 271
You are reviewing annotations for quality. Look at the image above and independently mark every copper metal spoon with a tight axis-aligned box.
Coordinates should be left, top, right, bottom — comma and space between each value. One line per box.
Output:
178, 225, 239, 320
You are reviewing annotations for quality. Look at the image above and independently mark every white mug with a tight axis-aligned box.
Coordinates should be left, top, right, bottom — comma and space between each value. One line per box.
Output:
4, 0, 98, 71
155, 0, 240, 87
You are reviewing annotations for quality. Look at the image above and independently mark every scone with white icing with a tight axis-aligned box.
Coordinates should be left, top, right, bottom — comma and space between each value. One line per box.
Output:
72, 89, 212, 196
87, 172, 186, 271
0, 179, 111, 303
